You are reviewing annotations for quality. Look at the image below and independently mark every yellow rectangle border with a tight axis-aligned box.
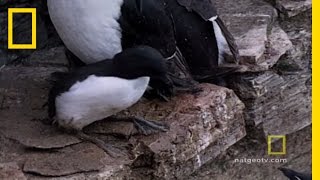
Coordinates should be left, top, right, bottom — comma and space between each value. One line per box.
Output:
267, 135, 286, 155
312, 0, 317, 178
8, 8, 37, 49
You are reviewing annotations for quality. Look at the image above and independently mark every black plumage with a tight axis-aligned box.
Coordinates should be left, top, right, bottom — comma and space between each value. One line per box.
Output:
48, 0, 240, 100
279, 167, 312, 180
48, 46, 172, 119
164, 0, 239, 77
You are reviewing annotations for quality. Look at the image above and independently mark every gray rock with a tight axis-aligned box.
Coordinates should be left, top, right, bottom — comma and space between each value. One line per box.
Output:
0, 49, 79, 149
0, 0, 60, 64
212, 0, 294, 74
229, 71, 311, 136
25, 46, 68, 67
226, 15, 270, 64
227, 9, 311, 136
0, 50, 8, 67
191, 125, 311, 180
213, 0, 278, 65
0, 47, 246, 179
258, 25, 293, 71
188, 4, 311, 180
227, 24, 293, 72
23, 143, 107, 176
0, 162, 27, 180
275, 9, 311, 74
275, 0, 312, 18
125, 84, 246, 179
27, 174, 87, 180
0, 111, 81, 149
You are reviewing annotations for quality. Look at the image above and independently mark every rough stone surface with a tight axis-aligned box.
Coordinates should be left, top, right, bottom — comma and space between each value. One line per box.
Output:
227, 9, 311, 136
23, 143, 108, 176
229, 71, 311, 136
276, 9, 312, 74
124, 83, 246, 179
0, 0, 312, 179
189, 3, 311, 180
0, 0, 61, 65
0, 53, 245, 179
0, 162, 27, 180
191, 125, 311, 180
0, 111, 81, 149
0, 50, 81, 150
225, 24, 293, 73
275, 0, 312, 18
213, 0, 278, 67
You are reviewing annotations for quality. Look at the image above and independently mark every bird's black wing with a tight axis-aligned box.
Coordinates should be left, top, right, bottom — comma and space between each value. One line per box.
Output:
176, 0, 240, 63
119, 0, 194, 95
215, 16, 240, 62
119, 0, 176, 57
177, 0, 217, 19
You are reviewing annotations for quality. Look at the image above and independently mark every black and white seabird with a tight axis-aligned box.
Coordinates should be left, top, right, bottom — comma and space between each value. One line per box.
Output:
47, 0, 191, 97
48, 46, 170, 155
47, 0, 239, 97
163, 0, 240, 79
279, 167, 312, 180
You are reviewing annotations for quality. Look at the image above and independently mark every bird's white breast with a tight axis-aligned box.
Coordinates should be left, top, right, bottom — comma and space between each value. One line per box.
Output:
47, 0, 124, 64
55, 75, 150, 130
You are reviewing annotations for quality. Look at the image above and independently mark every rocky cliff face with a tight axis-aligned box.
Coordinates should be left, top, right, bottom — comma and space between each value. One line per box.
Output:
0, 0, 60, 66
193, 0, 311, 179
0, 0, 311, 179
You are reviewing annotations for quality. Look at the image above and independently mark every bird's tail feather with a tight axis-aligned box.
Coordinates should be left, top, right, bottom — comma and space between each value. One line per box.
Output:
215, 17, 240, 64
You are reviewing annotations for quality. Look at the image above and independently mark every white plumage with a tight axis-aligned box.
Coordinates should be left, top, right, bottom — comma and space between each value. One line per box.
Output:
55, 75, 150, 130
47, 0, 231, 65
47, 0, 124, 63
209, 16, 228, 65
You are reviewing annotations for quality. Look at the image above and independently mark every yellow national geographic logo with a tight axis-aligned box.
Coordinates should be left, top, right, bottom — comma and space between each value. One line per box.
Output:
267, 135, 286, 155
8, 8, 37, 49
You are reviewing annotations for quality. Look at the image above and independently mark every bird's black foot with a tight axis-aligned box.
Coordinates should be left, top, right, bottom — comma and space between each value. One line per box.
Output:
75, 131, 124, 158
131, 117, 169, 135
143, 88, 171, 102
83, 116, 169, 139
145, 77, 201, 101
163, 46, 201, 97
168, 74, 202, 95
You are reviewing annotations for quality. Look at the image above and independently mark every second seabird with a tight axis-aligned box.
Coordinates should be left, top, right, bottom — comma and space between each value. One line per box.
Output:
48, 46, 171, 156
47, 0, 239, 98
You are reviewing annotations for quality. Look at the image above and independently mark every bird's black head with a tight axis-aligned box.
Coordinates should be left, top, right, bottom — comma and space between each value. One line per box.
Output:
114, 46, 166, 79
113, 46, 174, 98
